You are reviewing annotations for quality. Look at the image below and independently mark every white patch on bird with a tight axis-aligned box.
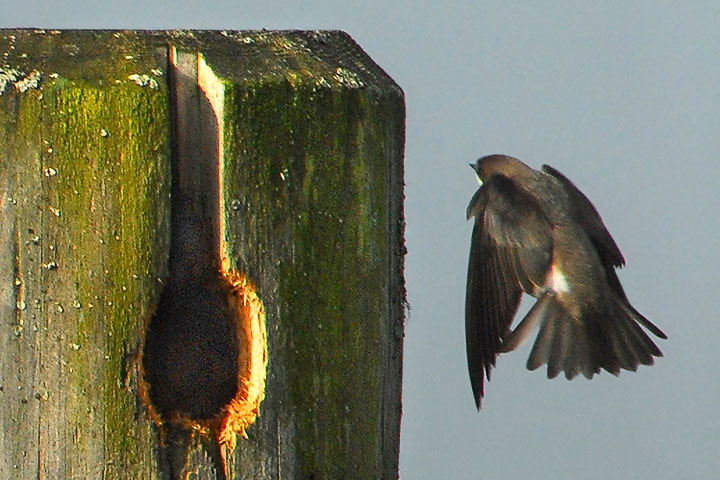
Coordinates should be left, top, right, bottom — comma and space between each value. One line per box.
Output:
548, 264, 571, 293
475, 174, 483, 186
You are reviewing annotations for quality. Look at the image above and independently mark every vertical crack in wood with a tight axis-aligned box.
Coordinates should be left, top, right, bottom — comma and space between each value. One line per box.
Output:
140, 46, 267, 480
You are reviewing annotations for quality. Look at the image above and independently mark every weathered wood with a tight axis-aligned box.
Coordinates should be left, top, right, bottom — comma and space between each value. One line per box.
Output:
0, 30, 171, 479
0, 30, 405, 480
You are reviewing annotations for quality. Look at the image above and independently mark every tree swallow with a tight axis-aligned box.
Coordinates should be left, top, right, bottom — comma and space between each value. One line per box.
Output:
466, 154, 666, 409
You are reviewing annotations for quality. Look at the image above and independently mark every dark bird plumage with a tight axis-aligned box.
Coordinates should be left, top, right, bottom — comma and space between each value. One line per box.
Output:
465, 154, 666, 409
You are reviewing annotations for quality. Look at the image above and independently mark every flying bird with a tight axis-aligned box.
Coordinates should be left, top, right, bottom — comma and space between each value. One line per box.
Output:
465, 154, 666, 409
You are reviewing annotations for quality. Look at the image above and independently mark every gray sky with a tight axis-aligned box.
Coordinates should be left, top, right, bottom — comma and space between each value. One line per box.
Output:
4, 2, 719, 478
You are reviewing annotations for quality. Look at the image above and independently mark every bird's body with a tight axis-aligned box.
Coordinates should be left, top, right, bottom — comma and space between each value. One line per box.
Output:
466, 155, 666, 409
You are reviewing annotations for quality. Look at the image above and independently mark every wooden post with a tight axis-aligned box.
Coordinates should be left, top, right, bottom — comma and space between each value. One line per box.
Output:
0, 30, 405, 479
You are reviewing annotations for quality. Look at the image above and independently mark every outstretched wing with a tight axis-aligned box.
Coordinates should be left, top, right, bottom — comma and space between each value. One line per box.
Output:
466, 174, 553, 408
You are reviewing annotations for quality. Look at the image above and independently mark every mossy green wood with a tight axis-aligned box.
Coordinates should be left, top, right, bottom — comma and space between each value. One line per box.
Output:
0, 30, 405, 480
0, 31, 170, 479
206, 32, 405, 479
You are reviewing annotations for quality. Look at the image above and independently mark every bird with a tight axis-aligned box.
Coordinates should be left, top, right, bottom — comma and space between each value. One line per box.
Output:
465, 154, 666, 409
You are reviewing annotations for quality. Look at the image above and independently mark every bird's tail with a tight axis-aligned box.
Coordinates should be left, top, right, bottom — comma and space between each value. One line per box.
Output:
524, 293, 666, 380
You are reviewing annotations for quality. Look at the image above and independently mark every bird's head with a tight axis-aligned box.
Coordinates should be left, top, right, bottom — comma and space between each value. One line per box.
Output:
470, 154, 529, 185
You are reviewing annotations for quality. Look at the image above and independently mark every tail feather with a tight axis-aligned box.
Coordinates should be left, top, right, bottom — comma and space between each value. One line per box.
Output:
526, 295, 557, 372
570, 323, 595, 379
525, 293, 664, 380
559, 321, 579, 380
567, 320, 597, 379
546, 314, 569, 379
607, 315, 641, 372
625, 302, 667, 340
620, 302, 664, 358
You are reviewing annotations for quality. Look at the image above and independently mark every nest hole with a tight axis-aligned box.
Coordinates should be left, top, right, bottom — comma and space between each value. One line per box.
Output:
141, 272, 267, 446
143, 279, 238, 420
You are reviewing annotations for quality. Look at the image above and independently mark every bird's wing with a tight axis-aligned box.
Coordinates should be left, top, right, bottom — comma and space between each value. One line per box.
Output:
541, 164, 625, 268
466, 175, 553, 409
541, 164, 667, 340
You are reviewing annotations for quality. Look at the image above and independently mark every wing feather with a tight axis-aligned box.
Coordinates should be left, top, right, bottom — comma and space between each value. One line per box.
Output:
465, 175, 553, 408
542, 164, 625, 269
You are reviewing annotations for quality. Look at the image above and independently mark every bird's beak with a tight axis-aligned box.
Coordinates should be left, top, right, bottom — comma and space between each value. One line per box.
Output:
470, 164, 483, 186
